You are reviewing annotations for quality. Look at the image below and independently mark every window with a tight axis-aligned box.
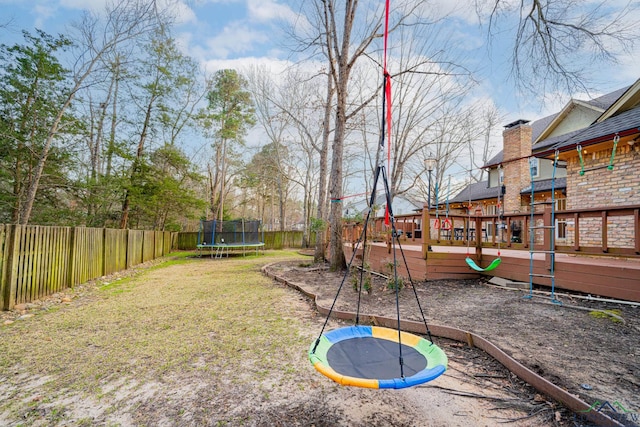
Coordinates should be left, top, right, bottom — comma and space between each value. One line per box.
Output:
529, 157, 540, 178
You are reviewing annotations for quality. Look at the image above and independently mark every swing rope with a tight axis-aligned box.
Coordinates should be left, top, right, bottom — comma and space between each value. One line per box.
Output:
465, 167, 502, 272
310, 0, 441, 387
608, 134, 619, 171
576, 144, 585, 176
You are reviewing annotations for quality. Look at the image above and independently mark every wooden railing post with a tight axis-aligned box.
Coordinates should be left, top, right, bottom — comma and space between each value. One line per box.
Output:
573, 213, 580, 251
635, 209, 640, 255
475, 215, 482, 262
601, 211, 608, 253
543, 205, 552, 270
422, 205, 429, 260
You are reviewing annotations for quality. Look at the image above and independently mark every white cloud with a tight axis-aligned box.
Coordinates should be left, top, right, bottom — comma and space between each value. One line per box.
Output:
58, 0, 197, 23
32, 4, 56, 28
202, 55, 293, 75
59, 0, 107, 12
247, 0, 297, 24
423, 0, 479, 24
205, 22, 268, 58
161, 0, 197, 25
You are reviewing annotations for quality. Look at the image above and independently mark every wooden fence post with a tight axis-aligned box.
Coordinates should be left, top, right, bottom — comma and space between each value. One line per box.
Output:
0, 225, 6, 310
68, 226, 77, 287
102, 228, 107, 277
4, 225, 22, 310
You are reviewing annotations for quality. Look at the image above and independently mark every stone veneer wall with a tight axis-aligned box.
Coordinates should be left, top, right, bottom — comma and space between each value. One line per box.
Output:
502, 123, 532, 214
565, 144, 639, 248
566, 144, 640, 208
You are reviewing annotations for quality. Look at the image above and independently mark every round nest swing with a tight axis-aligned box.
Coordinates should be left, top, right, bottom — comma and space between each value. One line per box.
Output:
309, 325, 447, 389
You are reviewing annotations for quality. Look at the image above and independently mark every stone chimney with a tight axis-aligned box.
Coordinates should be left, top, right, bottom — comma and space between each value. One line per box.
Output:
502, 119, 532, 213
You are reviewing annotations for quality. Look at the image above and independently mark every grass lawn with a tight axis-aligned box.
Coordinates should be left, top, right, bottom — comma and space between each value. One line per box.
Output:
0, 250, 325, 425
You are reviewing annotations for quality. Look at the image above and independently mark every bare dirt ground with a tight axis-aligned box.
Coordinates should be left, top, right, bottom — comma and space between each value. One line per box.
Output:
265, 258, 640, 426
0, 251, 638, 426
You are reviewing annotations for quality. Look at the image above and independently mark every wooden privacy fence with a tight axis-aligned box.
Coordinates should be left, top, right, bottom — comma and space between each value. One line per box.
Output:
0, 225, 175, 311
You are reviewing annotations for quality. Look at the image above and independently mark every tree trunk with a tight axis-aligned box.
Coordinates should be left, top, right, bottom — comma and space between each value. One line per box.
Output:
314, 72, 332, 263
120, 96, 153, 229
106, 56, 120, 179
19, 93, 75, 224
328, 95, 346, 270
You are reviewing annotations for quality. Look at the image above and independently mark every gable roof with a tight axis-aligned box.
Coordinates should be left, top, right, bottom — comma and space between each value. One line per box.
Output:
521, 177, 567, 194
484, 81, 638, 167
449, 181, 501, 203
595, 80, 640, 122
532, 128, 583, 152
542, 105, 640, 154
588, 85, 632, 111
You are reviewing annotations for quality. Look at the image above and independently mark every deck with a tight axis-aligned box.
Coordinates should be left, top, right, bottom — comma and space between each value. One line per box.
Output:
343, 204, 640, 302
344, 242, 640, 302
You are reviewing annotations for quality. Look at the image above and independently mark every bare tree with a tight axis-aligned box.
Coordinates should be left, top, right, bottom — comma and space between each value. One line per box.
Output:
18, 0, 162, 224
375, 17, 475, 202
120, 29, 198, 228
469, 103, 501, 182
478, 0, 639, 94
303, 0, 427, 270
258, 65, 334, 261
245, 66, 296, 231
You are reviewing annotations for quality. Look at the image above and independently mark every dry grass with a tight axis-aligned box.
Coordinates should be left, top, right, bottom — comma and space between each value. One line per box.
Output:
0, 250, 323, 425
0, 251, 561, 426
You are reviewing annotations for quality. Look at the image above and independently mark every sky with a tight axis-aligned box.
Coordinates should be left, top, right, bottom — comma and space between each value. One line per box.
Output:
1, 0, 639, 182
2, 0, 637, 115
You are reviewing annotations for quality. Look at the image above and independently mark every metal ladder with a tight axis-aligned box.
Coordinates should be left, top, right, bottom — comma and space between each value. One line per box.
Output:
525, 153, 561, 305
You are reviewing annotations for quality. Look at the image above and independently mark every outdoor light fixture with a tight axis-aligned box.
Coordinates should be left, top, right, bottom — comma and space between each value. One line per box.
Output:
424, 153, 437, 211
424, 154, 437, 173
424, 153, 437, 252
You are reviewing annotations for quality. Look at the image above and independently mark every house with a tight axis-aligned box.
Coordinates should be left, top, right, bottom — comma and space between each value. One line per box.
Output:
451, 79, 640, 219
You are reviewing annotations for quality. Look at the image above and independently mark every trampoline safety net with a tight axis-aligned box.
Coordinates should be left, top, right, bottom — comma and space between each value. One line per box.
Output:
198, 220, 262, 245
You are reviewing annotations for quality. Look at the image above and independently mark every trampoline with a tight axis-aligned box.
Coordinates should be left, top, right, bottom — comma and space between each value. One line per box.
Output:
309, 325, 447, 389
197, 219, 264, 257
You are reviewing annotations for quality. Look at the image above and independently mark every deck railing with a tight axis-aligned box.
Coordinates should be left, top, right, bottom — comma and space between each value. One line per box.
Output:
343, 204, 640, 259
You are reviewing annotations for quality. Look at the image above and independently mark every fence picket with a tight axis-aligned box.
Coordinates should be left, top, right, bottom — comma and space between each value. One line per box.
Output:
0, 225, 325, 311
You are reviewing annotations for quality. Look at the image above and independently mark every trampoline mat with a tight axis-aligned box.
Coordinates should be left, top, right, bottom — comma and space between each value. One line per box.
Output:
326, 336, 428, 380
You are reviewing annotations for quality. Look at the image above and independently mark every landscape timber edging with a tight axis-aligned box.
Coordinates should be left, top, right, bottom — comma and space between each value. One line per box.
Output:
261, 262, 624, 427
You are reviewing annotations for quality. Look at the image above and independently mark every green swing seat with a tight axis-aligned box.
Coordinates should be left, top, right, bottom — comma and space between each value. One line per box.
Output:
465, 256, 501, 272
